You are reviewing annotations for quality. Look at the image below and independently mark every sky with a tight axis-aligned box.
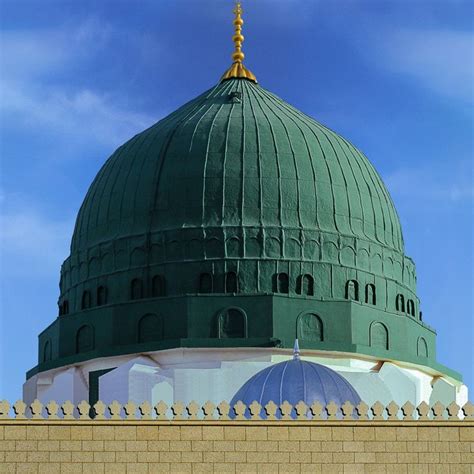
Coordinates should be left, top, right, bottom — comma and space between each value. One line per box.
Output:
0, 0, 472, 402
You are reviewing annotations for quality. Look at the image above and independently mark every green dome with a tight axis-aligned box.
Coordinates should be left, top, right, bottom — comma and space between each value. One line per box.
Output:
72, 78, 403, 254
30, 77, 454, 382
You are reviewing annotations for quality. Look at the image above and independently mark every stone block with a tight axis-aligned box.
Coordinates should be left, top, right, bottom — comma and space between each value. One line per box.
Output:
50, 451, 72, 462
114, 426, 136, 440
202, 426, 224, 440
226, 451, 246, 462
125, 440, 147, 451
341, 465, 365, 474
267, 426, 289, 440
15, 440, 38, 451
274, 464, 300, 474
438, 427, 459, 441
213, 462, 236, 473
92, 426, 114, 441
169, 440, 191, 452
449, 441, 470, 452
138, 451, 161, 463
235, 440, 257, 452
82, 440, 104, 451
6, 451, 27, 462
103, 440, 126, 451
257, 440, 279, 451
385, 441, 407, 452
146, 462, 171, 473
312, 452, 333, 464
59, 463, 83, 474
213, 440, 235, 451
203, 451, 225, 462
354, 451, 376, 463
191, 440, 213, 452
191, 463, 214, 473
375, 451, 398, 463
353, 427, 375, 441
160, 451, 182, 463
459, 427, 473, 441
342, 441, 364, 452
180, 426, 202, 441
245, 426, 268, 441
332, 427, 353, 441
224, 426, 246, 440
4, 426, 27, 440
375, 427, 396, 441
147, 440, 170, 452
104, 463, 127, 474
0, 440, 15, 451
310, 427, 332, 441
93, 451, 116, 463
407, 441, 428, 452
397, 452, 419, 463
321, 441, 343, 452
418, 427, 439, 441
70, 426, 93, 440
333, 452, 354, 463
26, 451, 49, 462
181, 450, 203, 462
115, 451, 137, 463
363, 441, 386, 452
26, 426, 49, 440
59, 440, 82, 451
418, 452, 439, 463
136, 426, 159, 441
277, 440, 300, 452
321, 464, 343, 474
299, 441, 322, 452
72, 451, 93, 462
289, 427, 310, 441
269, 451, 290, 463
123, 463, 147, 474
38, 464, 60, 474
170, 463, 192, 473
397, 427, 418, 440
48, 426, 71, 440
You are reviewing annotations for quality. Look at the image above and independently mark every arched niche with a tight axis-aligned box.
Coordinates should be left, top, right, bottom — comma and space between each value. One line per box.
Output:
43, 340, 52, 362
407, 299, 415, 316
370, 322, 389, 350
297, 274, 314, 296
303, 239, 319, 260
138, 313, 163, 343
81, 290, 92, 310
131, 248, 146, 266
266, 237, 281, 258
285, 238, 301, 259
396, 294, 405, 312
225, 271, 238, 293
245, 237, 260, 258
297, 313, 323, 342
205, 238, 221, 259
340, 247, 356, 267
345, 280, 359, 301
365, 284, 376, 305
218, 308, 247, 339
199, 273, 213, 293
357, 249, 370, 270
97, 286, 107, 306
152, 275, 166, 297
417, 337, 428, 358
76, 325, 94, 353
131, 279, 144, 300
226, 237, 240, 258
274, 273, 289, 294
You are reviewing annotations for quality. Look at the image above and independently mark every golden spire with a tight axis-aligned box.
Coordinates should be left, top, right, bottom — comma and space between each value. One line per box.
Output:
221, 1, 257, 83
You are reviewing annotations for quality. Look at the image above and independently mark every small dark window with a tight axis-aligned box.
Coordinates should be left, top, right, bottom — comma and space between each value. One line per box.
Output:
419, 311, 423, 321
199, 273, 213, 293
63, 300, 69, 315
407, 299, 415, 316
370, 322, 389, 350
152, 275, 166, 297
76, 325, 94, 353
225, 272, 238, 293
345, 280, 359, 301
218, 308, 246, 338
395, 294, 405, 312
275, 273, 289, 294
138, 313, 163, 343
81, 291, 91, 310
97, 286, 107, 306
58, 304, 63, 316
365, 284, 376, 305
297, 274, 314, 296
131, 279, 143, 300
43, 340, 52, 362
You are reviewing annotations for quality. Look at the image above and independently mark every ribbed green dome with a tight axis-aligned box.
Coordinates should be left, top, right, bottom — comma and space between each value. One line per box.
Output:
71, 78, 403, 254
30, 77, 450, 382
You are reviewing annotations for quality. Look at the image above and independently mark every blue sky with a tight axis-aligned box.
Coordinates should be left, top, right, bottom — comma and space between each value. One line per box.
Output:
0, 0, 472, 401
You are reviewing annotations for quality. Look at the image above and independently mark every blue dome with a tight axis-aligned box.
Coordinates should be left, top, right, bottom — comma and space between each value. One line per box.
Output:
230, 354, 361, 418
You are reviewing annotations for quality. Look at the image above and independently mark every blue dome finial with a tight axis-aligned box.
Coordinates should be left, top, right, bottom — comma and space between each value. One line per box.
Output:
293, 339, 300, 360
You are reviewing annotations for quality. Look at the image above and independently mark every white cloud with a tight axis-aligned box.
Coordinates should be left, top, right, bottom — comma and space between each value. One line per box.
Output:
0, 197, 74, 277
384, 161, 474, 203
371, 28, 474, 103
1, 80, 155, 148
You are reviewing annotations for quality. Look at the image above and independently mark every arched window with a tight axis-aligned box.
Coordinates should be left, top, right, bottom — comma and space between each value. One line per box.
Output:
81, 290, 91, 310
152, 275, 166, 297
370, 322, 389, 350
395, 294, 405, 312
58, 303, 62, 316
138, 313, 163, 343
275, 273, 289, 294
345, 280, 359, 301
131, 279, 143, 300
97, 286, 107, 306
365, 284, 376, 305
76, 325, 94, 353
43, 340, 52, 362
407, 299, 415, 316
297, 274, 314, 296
225, 272, 238, 293
199, 273, 213, 293
417, 337, 428, 357
419, 311, 423, 321
63, 300, 69, 315
297, 313, 323, 342
218, 308, 247, 338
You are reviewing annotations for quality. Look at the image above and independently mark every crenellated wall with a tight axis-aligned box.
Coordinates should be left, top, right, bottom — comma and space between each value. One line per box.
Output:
1, 400, 473, 473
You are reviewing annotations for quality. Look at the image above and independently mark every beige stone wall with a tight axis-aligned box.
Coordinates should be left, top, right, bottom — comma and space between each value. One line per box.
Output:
1, 420, 473, 473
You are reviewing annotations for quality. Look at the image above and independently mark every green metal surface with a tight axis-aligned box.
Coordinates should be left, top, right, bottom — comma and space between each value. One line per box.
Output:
28, 78, 458, 381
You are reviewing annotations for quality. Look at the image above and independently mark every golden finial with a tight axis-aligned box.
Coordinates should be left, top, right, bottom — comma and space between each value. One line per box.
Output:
221, 1, 257, 83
